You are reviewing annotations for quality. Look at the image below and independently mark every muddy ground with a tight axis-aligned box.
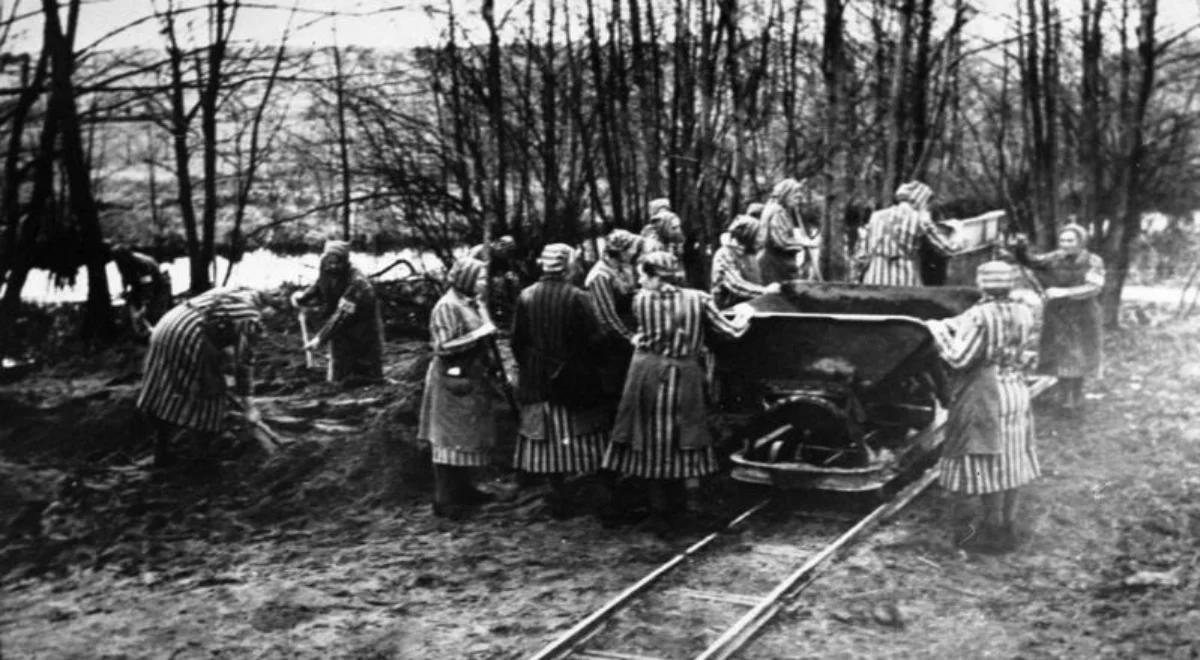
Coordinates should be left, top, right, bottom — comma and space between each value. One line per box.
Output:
2, 297, 1198, 659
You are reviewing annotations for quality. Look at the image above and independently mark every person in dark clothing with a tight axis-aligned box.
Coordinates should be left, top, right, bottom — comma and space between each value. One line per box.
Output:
468, 235, 524, 324
109, 245, 173, 336
511, 244, 608, 519
290, 240, 385, 385
1013, 223, 1105, 411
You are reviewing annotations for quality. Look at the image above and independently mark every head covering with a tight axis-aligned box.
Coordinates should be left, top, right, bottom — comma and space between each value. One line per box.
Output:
648, 198, 672, 219
770, 178, 805, 203
321, 240, 351, 258
639, 250, 682, 283
896, 181, 933, 210
447, 257, 486, 296
745, 202, 765, 219
538, 243, 574, 277
728, 215, 761, 248
605, 228, 640, 256
975, 260, 1016, 292
495, 235, 516, 252
653, 211, 685, 243
1058, 223, 1089, 244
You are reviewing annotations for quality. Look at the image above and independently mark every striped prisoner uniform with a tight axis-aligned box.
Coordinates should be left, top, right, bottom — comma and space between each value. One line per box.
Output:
758, 202, 822, 283
856, 203, 957, 286
585, 257, 635, 340
603, 285, 749, 479
511, 277, 609, 474
419, 283, 495, 467
137, 291, 263, 432
928, 295, 1041, 494
710, 242, 768, 309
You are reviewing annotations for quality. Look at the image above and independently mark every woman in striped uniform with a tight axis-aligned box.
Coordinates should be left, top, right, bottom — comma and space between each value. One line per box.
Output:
1013, 223, 1105, 411
757, 177, 822, 284
418, 257, 501, 517
854, 180, 962, 286
925, 261, 1040, 552
585, 229, 642, 409
137, 287, 268, 466
511, 244, 609, 518
603, 251, 752, 527
711, 216, 781, 309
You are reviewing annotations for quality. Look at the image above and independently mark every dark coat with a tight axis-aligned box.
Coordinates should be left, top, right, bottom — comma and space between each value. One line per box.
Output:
511, 278, 604, 407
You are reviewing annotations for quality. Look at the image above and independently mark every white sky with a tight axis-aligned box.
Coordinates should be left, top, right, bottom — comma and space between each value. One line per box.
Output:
5, 0, 1200, 55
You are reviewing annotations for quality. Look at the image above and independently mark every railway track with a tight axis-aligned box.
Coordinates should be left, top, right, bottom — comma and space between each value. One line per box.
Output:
529, 376, 1056, 660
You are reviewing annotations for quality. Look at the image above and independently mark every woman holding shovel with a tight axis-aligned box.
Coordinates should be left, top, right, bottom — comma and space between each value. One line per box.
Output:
137, 287, 269, 467
290, 240, 385, 385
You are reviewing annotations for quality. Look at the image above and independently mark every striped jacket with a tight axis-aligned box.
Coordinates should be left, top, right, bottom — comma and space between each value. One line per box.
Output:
632, 285, 749, 359
710, 243, 768, 308
928, 295, 1040, 493
511, 277, 601, 404
585, 257, 636, 340
856, 203, 957, 286
137, 292, 263, 432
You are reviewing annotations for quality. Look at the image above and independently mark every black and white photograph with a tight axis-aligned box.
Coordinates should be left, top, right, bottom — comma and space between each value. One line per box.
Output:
1, 0, 1199, 657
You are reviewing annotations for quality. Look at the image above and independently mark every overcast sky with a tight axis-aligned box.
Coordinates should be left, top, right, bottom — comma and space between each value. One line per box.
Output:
6, 0, 1200, 54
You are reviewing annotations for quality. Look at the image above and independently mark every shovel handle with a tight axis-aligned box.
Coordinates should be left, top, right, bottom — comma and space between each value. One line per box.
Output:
298, 310, 315, 368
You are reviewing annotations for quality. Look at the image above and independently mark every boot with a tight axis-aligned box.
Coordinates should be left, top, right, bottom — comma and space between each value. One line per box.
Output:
432, 464, 469, 519
454, 467, 496, 506
547, 475, 575, 520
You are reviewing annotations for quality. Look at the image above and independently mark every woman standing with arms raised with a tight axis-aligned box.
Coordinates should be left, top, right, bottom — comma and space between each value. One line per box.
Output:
603, 251, 752, 531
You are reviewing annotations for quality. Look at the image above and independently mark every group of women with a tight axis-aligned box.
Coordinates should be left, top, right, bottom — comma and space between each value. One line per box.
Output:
418, 233, 754, 526
134, 176, 1106, 551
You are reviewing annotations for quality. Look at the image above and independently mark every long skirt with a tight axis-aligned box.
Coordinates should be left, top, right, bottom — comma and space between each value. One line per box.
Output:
137, 305, 227, 432
418, 353, 496, 465
602, 351, 719, 480
938, 370, 1040, 495
1038, 298, 1103, 379
513, 402, 609, 474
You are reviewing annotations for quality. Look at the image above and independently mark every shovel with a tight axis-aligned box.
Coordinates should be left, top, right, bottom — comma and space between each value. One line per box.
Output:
298, 309, 315, 369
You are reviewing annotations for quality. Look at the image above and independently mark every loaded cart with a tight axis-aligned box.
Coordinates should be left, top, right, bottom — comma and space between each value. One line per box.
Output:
712, 281, 1055, 495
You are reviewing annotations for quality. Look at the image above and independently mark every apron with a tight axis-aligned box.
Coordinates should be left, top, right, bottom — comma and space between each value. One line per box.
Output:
417, 345, 496, 453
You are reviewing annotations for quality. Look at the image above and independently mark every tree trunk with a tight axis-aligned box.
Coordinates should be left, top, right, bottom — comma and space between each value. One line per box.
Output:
822, 0, 850, 280
332, 39, 353, 241
43, 0, 115, 342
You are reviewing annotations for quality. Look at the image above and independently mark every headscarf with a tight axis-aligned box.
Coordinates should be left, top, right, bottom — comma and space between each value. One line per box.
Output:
653, 211, 685, 243
447, 257, 486, 297
745, 202, 765, 219
538, 243, 574, 277
975, 260, 1016, 292
895, 181, 934, 210
321, 240, 351, 259
639, 250, 682, 284
605, 229, 640, 257
770, 178, 806, 204
648, 198, 672, 219
1058, 223, 1089, 245
728, 215, 761, 249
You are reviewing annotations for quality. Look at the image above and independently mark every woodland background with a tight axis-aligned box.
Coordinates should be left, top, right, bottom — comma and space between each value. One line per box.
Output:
1, 0, 1198, 350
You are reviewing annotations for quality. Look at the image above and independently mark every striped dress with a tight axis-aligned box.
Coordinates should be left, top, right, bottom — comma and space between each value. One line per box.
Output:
856, 203, 957, 286
710, 242, 768, 309
603, 285, 750, 479
585, 257, 637, 398
419, 289, 495, 467
137, 291, 264, 432
511, 278, 609, 474
927, 296, 1040, 495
